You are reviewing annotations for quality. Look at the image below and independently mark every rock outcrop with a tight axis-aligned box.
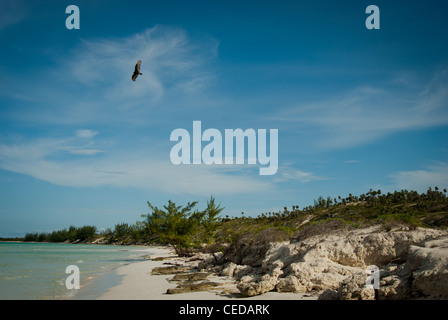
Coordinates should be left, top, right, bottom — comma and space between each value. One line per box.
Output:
198, 226, 448, 299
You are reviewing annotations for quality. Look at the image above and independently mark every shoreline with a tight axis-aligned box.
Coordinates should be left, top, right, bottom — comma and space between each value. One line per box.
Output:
69, 245, 169, 300
72, 245, 318, 300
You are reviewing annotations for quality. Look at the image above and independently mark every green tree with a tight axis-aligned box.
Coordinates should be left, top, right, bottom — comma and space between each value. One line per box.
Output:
143, 200, 201, 255
67, 226, 78, 242
113, 223, 131, 240
76, 225, 97, 241
200, 196, 224, 242
141, 197, 224, 255
24, 233, 38, 242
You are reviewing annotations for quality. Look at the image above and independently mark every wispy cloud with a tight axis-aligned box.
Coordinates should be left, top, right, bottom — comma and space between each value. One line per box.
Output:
2, 26, 219, 126
66, 149, 104, 156
389, 161, 448, 192
66, 25, 218, 102
274, 69, 448, 150
274, 165, 324, 183
2, 26, 307, 196
0, 135, 272, 195
76, 129, 98, 139
0, 127, 323, 195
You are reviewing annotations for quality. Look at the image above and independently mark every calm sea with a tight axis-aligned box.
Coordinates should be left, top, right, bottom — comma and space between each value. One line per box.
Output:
0, 241, 151, 300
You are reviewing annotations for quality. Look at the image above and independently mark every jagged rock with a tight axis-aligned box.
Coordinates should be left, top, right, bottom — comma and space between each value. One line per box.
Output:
151, 266, 190, 275
282, 257, 358, 292
241, 253, 264, 267
220, 262, 237, 277
276, 275, 307, 293
311, 272, 344, 291
321, 227, 446, 268
197, 252, 226, 270
239, 275, 257, 284
377, 274, 408, 300
262, 259, 284, 277
200, 227, 448, 299
338, 271, 376, 300
166, 281, 222, 294
197, 254, 217, 270
170, 272, 210, 282
188, 253, 210, 262
374, 236, 448, 300
234, 265, 255, 279
151, 256, 176, 261
318, 289, 339, 300
226, 242, 272, 267
237, 274, 278, 297
404, 237, 448, 299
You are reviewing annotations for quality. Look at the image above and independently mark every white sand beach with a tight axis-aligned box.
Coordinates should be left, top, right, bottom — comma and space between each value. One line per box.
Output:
93, 246, 317, 300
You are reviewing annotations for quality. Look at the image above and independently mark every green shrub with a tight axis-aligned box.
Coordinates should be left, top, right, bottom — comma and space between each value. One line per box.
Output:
377, 213, 422, 230
292, 218, 353, 242
141, 196, 223, 256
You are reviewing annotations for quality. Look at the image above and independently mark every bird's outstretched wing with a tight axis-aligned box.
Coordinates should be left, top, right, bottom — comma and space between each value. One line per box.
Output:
132, 60, 142, 81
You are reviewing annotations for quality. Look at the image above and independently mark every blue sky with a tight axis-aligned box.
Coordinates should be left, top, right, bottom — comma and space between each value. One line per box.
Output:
1, 0, 448, 237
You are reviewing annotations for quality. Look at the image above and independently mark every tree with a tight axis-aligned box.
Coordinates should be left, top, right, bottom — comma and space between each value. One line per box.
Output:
67, 226, 78, 242
201, 196, 224, 241
113, 223, 131, 241
141, 197, 224, 255
143, 200, 201, 255
77, 225, 97, 241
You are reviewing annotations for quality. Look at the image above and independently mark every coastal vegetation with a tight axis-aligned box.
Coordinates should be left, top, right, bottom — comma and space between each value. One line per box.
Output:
101, 196, 224, 255
17, 188, 448, 256
23, 225, 97, 243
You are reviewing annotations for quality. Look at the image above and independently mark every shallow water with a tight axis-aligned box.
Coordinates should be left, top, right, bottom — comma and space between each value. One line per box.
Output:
0, 241, 151, 300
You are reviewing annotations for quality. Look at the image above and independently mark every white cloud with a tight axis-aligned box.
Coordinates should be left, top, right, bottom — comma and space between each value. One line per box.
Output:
1, 26, 303, 196
66, 26, 218, 103
0, 127, 324, 196
76, 129, 98, 139
67, 149, 104, 156
274, 165, 324, 183
275, 69, 448, 150
2, 26, 219, 127
389, 162, 448, 192
0, 136, 272, 196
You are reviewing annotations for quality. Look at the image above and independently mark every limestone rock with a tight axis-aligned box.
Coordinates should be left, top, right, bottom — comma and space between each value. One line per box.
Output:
276, 275, 307, 293
377, 274, 408, 300
237, 275, 278, 297
220, 262, 237, 277
234, 265, 255, 280
338, 272, 376, 300
151, 266, 190, 275
199, 227, 448, 300
405, 236, 448, 299
166, 280, 221, 294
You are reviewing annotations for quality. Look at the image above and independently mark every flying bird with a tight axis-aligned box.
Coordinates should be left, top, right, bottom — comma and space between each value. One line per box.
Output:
132, 60, 142, 81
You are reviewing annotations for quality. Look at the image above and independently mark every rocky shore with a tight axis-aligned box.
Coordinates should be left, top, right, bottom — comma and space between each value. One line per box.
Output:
161, 226, 448, 300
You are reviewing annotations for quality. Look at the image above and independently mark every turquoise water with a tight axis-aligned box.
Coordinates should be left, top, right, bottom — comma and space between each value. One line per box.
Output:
0, 242, 151, 300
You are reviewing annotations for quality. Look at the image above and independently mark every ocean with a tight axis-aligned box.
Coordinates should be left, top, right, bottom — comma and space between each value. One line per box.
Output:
0, 241, 152, 300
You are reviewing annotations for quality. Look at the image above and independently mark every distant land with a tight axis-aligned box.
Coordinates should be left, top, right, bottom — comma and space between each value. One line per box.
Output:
0, 237, 25, 241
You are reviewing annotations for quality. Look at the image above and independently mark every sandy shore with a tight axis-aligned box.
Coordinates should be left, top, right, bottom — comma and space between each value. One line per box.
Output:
88, 246, 318, 300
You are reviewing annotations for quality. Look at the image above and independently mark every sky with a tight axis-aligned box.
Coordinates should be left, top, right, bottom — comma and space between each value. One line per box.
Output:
1, 0, 448, 237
